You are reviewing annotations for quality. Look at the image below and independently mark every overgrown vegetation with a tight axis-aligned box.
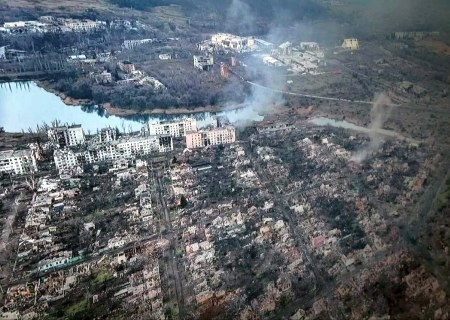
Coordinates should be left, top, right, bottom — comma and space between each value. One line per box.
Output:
436, 177, 450, 212
65, 298, 88, 317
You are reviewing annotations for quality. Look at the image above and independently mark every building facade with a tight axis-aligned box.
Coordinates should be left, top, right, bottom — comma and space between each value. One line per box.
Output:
193, 55, 214, 71
0, 150, 37, 175
54, 136, 173, 173
48, 125, 85, 148
116, 136, 173, 157
53, 149, 83, 174
185, 127, 236, 149
211, 33, 255, 52
100, 128, 118, 143
342, 38, 359, 51
142, 118, 197, 138
118, 61, 136, 73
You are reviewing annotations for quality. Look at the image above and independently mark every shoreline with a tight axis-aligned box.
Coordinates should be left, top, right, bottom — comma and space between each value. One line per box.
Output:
36, 81, 243, 117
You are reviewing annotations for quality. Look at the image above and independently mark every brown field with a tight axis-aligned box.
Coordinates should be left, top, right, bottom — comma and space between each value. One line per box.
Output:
0, 0, 111, 13
0, 0, 188, 24
416, 39, 450, 56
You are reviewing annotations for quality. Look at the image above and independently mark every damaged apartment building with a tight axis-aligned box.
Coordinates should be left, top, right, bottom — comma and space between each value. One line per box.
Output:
193, 55, 214, 71
141, 117, 197, 138
185, 126, 236, 149
268, 41, 325, 74
141, 117, 236, 149
48, 125, 85, 148
0, 149, 38, 175
52, 125, 173, 175
198, 33, 256, 53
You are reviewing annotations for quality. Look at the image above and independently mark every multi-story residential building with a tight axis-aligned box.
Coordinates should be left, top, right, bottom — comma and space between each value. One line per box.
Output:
53, 136, 173, 173
61, 19, 105, 32
48, 125, 85, 148
185, 126, 236, 149
142, 118, 197, 138
100, 128, 118, 142
123, 39, 153, 50
116, 136, 173, 157
0, 150, 37, 175
2, 17, 106, 34
53, 149, 82, 174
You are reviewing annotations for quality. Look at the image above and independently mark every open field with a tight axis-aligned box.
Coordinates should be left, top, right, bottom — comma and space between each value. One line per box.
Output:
0, 0, 191, 25
0, 0, 110, 11
0, 0, 113, 19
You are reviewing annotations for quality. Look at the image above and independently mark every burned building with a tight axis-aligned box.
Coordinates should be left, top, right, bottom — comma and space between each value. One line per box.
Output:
48, 125, 85, 148
100, 127, 118, 142
193, 55, 214, 71
118, 61, 136, 73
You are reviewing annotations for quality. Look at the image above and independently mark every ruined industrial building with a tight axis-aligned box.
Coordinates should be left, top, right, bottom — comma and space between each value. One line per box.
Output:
1, 0, 450, 319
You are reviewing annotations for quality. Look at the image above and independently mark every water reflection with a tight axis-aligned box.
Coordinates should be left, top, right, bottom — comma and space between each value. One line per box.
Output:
0, 82, 246, 133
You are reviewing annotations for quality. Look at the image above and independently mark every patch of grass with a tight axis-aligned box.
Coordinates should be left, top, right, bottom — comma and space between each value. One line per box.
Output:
92, 268, 111, 286
65, 298, 88, 317
175, 246, 184, 257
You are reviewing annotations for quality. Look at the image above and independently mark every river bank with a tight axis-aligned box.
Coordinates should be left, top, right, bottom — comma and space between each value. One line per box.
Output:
36, 81, 243, 117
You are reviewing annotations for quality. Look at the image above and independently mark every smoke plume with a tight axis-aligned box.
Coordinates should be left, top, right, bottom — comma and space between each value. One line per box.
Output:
221, 1, 287, 128
226, 0, 256, 35
351, 93, 392, 163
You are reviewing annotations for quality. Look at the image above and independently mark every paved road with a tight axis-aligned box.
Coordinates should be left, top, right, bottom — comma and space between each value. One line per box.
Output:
247, 80, 375, 105
152, 163, 185, 315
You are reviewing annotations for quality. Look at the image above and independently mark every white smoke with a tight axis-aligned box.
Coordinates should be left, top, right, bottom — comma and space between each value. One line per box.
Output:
221, 1, 287, 128
224, 80, 283, 128
351, 93, 392, 163
226, 0, 256, 35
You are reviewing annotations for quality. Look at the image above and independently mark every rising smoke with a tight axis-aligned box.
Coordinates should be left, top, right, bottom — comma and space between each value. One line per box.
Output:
351, 93, 392, 163
221, 1, 286, 128
226, 0, 256, 35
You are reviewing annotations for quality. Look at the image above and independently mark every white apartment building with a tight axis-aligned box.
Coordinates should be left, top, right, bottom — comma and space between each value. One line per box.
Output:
0, 150, 37, 175
53, 136, 173, 173
116, 136, 173, 157
62, 19, 105, 32
143, 118, 197, 138
3, 18, 105, 34
185, 126, 236, 149
48, 125, 85, 147
211, 33, 255, 52
53, 149, 81, 174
